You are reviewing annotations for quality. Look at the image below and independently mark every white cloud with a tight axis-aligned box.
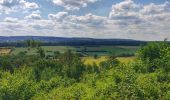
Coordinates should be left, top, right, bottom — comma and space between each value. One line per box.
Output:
48, 12, 68, 22
0, 0, 39, 14
109, 0, 170, 23
108, 0, 170, 40
48, 12, 107, 28
27, 20, 55, 30
23, 2, 39, 9
0, 0, 21, 8
50, 0, 98, 10
67, 13, 107, 28
24, 11, 41, 20
4, 17, 18, 23
109, 0, 142, 25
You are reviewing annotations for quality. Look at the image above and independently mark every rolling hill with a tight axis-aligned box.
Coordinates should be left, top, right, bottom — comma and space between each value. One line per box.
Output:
0, 36, 146, 46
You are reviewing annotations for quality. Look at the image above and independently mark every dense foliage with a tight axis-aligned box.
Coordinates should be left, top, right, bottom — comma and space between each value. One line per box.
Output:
0, 42, 169, 100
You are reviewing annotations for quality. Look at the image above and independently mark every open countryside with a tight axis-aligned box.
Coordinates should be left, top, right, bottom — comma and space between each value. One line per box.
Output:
0, 0, 170, 99
0, 45, 138, 64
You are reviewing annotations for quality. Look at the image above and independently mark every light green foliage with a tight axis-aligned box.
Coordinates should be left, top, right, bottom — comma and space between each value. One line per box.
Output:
0, 42, 169, 100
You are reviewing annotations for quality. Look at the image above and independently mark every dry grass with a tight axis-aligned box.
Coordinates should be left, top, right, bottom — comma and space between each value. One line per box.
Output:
117, 57, 136, 64
0, 48, 12, 55
82, 56, 107, 65
82, 56, 136, 65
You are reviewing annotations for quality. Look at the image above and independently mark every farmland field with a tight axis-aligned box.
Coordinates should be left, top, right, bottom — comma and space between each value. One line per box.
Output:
3, 45, 138, 65
0, 48, 12, 55
82, 56, 107, 65
2, 45, 138, 66
11, 46, 75, 55
11, 46, 139, 56
82, 56, 136, 65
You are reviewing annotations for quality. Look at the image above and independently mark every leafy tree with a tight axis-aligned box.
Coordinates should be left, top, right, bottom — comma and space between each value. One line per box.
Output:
59, 50, 85, 80
94, 54, 98, 59
138, 42, 170, 72
25, 40, 41, 48
0, 56, 14, 73
137, 42, 169, 63
107, 55, 119, 68
37, 47, 46, 58
54, 51, 60, 59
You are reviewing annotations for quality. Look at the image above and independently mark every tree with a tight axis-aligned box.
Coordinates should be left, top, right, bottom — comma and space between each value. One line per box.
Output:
59, 50, 85, 80
107, 55, 119, 68
94, 54, 98, 59
0, 56, 14, 73
25, 40, 41, 48
137, 42, 169, 63
37, 47, 45, 58
54, 51, 60, 59
137, 42, 170, 72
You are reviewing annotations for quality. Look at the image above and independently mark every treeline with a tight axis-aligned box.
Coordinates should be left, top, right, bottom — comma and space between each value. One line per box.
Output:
0, 40, 147, 47
0, 42, 169, 99
0, 40, 41, 47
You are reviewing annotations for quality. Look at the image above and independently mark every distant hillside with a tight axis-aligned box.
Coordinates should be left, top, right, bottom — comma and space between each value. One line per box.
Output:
0, 36, 146, 47
0, 36, 139, 42
0, 36, 72, 42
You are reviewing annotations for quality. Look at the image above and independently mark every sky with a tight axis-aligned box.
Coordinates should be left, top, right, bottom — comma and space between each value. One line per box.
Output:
0, 0, 170, 40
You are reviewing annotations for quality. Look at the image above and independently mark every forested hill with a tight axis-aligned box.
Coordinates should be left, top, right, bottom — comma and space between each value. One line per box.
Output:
0, 36, 146, 46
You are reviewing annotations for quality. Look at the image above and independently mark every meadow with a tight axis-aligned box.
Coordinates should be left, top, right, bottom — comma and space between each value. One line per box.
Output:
8, 46, 138, 64
11, 46, 75, 55
10, 45, 138, 56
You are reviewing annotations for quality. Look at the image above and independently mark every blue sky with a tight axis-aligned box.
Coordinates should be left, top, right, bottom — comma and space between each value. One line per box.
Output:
0, 0, 170, 40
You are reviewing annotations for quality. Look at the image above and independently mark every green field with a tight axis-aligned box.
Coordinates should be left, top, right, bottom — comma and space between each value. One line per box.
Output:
8, 46, 138, 66
11, 46, 139, 56
11, 46, 76, 55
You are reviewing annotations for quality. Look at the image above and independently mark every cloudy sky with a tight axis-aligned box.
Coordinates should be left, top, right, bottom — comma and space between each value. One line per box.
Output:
0, 0, 170, 40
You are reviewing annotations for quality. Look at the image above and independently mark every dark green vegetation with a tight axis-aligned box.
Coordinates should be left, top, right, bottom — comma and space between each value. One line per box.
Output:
0, 42, 170, 100
0, 36, 146, 47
